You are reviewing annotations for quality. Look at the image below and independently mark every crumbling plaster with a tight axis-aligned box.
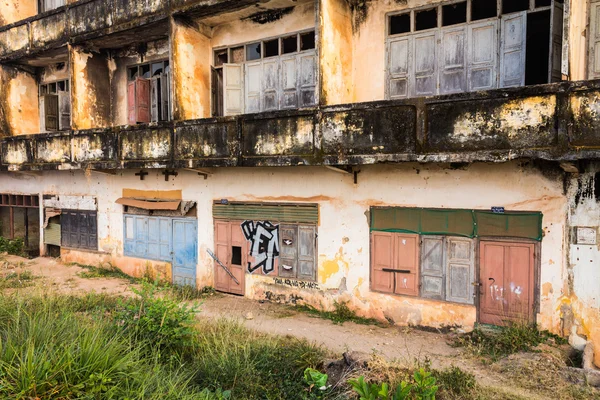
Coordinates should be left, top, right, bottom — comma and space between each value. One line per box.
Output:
0, 0, 36, 27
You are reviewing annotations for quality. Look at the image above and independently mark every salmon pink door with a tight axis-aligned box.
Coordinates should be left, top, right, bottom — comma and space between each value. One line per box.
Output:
479, 241, 535, 325
214, 220, 246, 295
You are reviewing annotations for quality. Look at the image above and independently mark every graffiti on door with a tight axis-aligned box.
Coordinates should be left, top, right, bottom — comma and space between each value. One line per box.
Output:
241, 220, 280, 274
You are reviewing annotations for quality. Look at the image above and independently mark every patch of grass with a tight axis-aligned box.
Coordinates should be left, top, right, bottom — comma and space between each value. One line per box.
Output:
434, 365, 477, 399
0, 237, 26, 257
295, 300, 386, 326
167, 284, 220, 302
75, 262, 138, 282
0, 270, 37, 289
451, 323, 567, 361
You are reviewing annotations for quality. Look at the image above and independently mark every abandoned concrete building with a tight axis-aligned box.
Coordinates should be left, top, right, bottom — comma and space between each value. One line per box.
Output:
1, 0, 600, 364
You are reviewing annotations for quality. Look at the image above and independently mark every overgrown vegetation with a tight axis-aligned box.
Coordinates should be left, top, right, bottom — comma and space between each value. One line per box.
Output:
451, 323, 567, 361
0, 270, 37, 289
75, 262, 138, 282
295, 300, 386, 326
0, 237, 26, 257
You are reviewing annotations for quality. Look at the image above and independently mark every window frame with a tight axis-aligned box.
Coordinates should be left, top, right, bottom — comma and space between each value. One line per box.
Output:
127, 59, 170, 82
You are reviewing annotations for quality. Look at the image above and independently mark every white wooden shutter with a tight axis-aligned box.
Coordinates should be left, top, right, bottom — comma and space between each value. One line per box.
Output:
280, 55, 298, 109
297, 225, 316, 281
439, 26, 467, 95
468, 20, 498, 91
223, 64, 244, 116
279, 225, 298, 278
387, 36, 412, 99
549, 2, 564, 82
420, 236, 445, 300
161, 72, 170, 121
298, 51, 317, 107
590, 3, 600, 79
262, 58, 280, 112
150, 77, 159, 122
245, 61, 262, 113
500, 11, 527, 88
58, 91, 71, 130
39, 96, 46, 133
446, 237, 475, 304
412, 31, 438, 97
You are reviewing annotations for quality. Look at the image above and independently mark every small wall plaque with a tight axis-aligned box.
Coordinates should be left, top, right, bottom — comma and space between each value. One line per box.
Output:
491, 207, 505, 214
577, 227, 597, 245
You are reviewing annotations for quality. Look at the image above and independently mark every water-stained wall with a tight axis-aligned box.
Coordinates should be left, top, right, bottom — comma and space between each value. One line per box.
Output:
0, 0, 36, 26
0, 161, 568, 332
172, 16, 211, 120
0, 66, 39, 136
70, 46, 111, 130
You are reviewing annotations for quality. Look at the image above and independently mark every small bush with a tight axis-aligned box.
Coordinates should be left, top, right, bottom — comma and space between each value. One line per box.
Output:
348, 368, 439, 400
433, 366, 476, 399
0, 237, 25, 257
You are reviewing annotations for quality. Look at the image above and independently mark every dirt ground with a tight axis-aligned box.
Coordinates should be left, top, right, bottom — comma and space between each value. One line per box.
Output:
1, 255, 594, 400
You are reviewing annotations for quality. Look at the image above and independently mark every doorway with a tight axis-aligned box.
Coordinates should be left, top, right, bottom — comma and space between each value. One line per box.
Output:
213, 220, 246, 295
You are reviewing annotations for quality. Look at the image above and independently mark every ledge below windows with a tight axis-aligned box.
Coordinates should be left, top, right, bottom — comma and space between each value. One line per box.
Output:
2, 80, 600, 172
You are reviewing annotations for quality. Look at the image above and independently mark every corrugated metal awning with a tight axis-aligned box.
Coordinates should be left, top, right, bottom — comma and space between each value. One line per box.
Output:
213, 202, 318, 224
116, 198, 181, 211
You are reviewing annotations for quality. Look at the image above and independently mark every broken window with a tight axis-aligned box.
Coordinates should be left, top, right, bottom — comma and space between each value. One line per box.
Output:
61, 210, 97, 251
127, 60, 171, 124
0, 194, 40, 257
503, 0, 530, 14
39, 0, 65, 13
214, 49, 228, 67
214, 30, 317, 116
389, 13, 411, 35
471, 0, 497, 21
39, 79, 70, 132
442, 2, 467, 26
416, 8, 437, 31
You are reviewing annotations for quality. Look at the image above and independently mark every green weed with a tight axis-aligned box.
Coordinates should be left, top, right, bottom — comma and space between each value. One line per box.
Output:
0, 237, 26, 257
295, 300, 386, 326
0, 270, 37, 289
75, 263, 137, 282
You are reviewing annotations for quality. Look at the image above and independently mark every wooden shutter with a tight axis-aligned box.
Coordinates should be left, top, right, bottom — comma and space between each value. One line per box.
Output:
413, 31, 438, 97
500, 11, 527, 88
549, 1, 564, 82
136, 78, 151, 123
58, 91, 71, 130
420, 236, 445, 300
370, 232, 394, 293
60, 212, 71, 247
439, 26, 467, 95
44, 94, 59, 131
393, 233, 419, 296
590, 3, 600, 79
245, 62, 262, 113
214, 220, 231, 293
124, 215, 135, 255
262, 59, 280, 112
127, 81, 136, 124
446, 237, 474, 304
280, 55, 298, 109
223, 64, 244, 116
279, 225, 298, 278
150, 77, 159, 122
298, 51, 317, 107
147, 217, 172, 261
39, 96, 46, 133
134, 216, 148, 257
387, 36, 412, 99
162, 72, 171, 121
297, 225, 316, 281
468, 20, 498, 91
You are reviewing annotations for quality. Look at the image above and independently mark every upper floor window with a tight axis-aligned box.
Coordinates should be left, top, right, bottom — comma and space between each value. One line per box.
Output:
386, 0, 564, 100
39, 0, 65, 13
127, 60, 171, 124
39, 79, 70, 131
213, 30, 317, 117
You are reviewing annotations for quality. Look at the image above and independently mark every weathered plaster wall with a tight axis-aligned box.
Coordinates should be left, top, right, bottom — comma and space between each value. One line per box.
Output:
71, 47, 111, 129
110, 39, 169, 126
0, 66, 39, 136
320, 0, 354, 105
172, 17, 211, 120
0, 162, 567, 331
566, 165, 600, 366
0, 0, 36, 26
40, 62, 70, 83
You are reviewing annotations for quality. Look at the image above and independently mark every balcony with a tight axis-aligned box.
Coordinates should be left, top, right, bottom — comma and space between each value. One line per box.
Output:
1, 80, 599, 172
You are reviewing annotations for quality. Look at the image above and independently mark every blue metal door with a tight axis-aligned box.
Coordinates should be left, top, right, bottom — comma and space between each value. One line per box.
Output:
172, 218, 198, 287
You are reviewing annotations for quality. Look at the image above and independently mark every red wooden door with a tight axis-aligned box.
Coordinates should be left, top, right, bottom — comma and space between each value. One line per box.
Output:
213, 220, 245, 295
136, 78, 151, 123
479, 241, 535, 325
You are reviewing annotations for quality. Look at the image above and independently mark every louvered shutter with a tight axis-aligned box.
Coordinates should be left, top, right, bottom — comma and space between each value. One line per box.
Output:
150, 77, 159, 122
413, 31, 438, 97
387, 36, 412, 99
439, 26, 467, 94
223, 64, 244, 116
297, 225, 316, 281
280, 55, 298, 109
393, 233, 419, 296
468, 20, 498, 91
279, 225, 298, 278
370, 232, 394, 293
420, 236, 445, 300
298, 51, 317, 107
245, 62, 262, 113
500, 11, 527, 88
58, 91, 71, 130
446, 237, 475, 304
262, 58, 280, 111
44, 94, 59, 131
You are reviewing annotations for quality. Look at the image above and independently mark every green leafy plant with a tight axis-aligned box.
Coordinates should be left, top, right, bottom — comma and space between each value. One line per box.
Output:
349, 369, 438, 400
0, 237, 26, 257
199, 388, 232, 399
304, 367, 330, 397
412, 368, 438, 400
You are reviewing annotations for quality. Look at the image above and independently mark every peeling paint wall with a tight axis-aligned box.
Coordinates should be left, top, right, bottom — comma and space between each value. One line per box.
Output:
0, 0, 36, 26
320, 0, 354, 105
172, 17, 212, 120
565, 164, 600, 367
71, 46, 111, 130
0, 66, 40, 136
0, 162, 567, 330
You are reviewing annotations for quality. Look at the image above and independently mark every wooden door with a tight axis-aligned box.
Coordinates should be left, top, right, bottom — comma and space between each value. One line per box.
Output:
499, 11, 527, 88
213, 220, 245, 295
479, 241, 535, 325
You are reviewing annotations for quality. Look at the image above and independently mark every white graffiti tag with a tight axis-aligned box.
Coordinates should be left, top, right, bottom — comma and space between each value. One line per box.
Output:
241, 220, 280, 275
